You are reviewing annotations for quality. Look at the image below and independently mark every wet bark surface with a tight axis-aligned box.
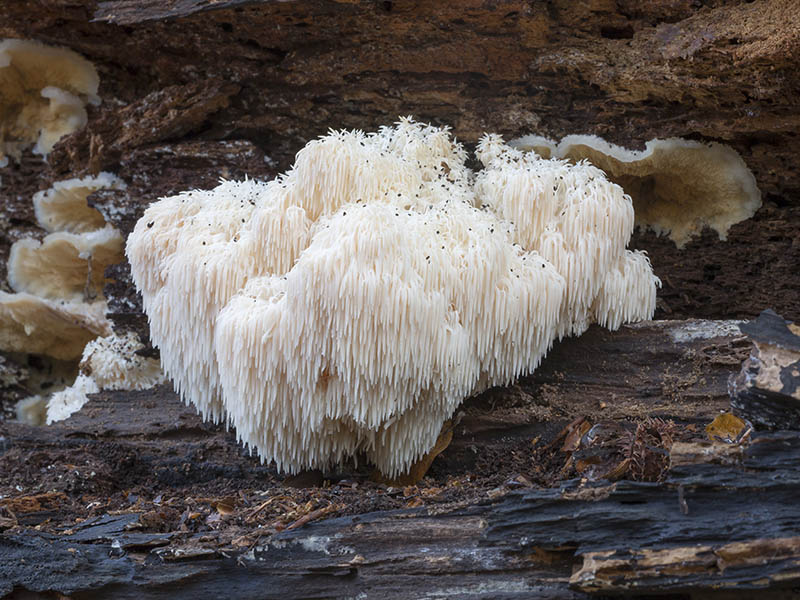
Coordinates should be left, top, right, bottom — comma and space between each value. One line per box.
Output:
730, 309, 800, 430
1, 1, 799, 597
2, 319, 790, 599
2, 431, 799, 599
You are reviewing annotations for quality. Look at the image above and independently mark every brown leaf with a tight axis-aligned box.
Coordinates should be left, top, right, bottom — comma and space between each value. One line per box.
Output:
562, 419, 592, 452
214, 498, 235, 515
543, 416, 587, 452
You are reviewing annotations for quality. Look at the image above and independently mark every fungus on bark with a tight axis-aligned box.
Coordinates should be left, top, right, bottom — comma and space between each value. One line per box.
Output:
46, 332, 165, 424
0, 292, 110, 360
1, 174, 124, 360
476, 135, 658, 337
0, 39, 99, 165
511, 134, 761, 247
128, 118, 659, 477
15, 395, 47, 425
10, 173, 126, 301
8, 226, 124, 301
33, 173, 125, 233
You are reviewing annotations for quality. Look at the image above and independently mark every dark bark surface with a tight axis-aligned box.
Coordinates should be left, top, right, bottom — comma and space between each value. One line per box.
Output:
730, 309, 800, 430
1, 0, 799, 325
2, 430, 799, 599
2, 319, 789, 599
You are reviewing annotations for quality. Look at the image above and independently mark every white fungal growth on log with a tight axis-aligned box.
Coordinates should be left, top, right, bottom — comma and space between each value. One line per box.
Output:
8, 226, 124, 301
0, 174, 124, 360
33, 172, 126, 233
46, 332, 165, 424
475, 135, 657, 337
127, 118, 660, 477
0, 291, 110, 360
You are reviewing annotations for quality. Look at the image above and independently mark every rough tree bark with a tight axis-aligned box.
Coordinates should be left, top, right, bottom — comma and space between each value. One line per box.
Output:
0, 0, 798, 328
3, 319, 799, 598
2, 431, 799, 599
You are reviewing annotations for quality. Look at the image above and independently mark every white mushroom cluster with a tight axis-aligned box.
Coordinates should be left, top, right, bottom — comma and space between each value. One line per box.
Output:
127, 118, 660, 476
475, 136, 659, 335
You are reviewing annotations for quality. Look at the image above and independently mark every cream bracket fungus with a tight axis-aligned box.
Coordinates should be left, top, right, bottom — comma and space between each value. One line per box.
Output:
511, 134, 761, 247
0, 39, 100, 165
8, 172, 126, 300
33, 172, 126, 233
8, 226, 124, 301
0, 291, 110, 360
1, 174, 125, 360
8, 174, 128, 301
127, 118, 659, 478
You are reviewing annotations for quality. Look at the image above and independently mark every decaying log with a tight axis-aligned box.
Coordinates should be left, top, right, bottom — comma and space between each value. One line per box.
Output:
731, 309, 800, 430
3, 318, 795, 598
2, 431, 798, 599
48, 80, 242, 176
0, 319, 749, 497
2, 1, 800, 597
1, 0, 799, 328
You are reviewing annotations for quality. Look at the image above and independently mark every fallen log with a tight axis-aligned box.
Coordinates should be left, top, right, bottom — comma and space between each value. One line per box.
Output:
1, 2, 799, 595
1, 319, 746, 503
3, 318, 797, 598
1, 431, 798, 599
2, 0, 799, 328
730, 309, 800, 430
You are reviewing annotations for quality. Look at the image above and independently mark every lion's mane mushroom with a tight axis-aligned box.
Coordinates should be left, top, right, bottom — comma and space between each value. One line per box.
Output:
128, 118, 658, 477
511, 134, 761, 247
475, 135, 659, 337
0, 39, 99, 165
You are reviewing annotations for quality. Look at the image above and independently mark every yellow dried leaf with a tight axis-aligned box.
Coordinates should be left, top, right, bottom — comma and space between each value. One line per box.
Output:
705, 413, 749, 444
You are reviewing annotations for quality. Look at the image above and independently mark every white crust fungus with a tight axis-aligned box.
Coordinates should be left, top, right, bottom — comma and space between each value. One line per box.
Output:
127, 118, 659, 477
46, 332, 165, 424
0, 39, 99, 163
511, 134, 761, 247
